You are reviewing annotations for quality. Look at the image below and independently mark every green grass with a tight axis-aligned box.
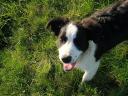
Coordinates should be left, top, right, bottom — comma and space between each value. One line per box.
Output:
0, 0, 128, 96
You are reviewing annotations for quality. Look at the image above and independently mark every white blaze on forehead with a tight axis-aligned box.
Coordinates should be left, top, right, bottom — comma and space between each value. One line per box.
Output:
66, 23, 78, 40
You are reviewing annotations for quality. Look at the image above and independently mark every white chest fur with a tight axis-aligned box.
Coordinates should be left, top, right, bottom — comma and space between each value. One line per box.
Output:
76, 40, 100, 82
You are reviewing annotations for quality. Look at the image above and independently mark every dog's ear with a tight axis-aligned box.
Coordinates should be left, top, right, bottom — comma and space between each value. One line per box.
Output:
46, 17, 69, 36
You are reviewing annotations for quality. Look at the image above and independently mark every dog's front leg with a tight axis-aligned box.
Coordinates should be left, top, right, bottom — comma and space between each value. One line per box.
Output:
81, 61, 100, 82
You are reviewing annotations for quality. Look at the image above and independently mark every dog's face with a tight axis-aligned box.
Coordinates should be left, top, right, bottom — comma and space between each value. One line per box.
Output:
47, 17, 89, 71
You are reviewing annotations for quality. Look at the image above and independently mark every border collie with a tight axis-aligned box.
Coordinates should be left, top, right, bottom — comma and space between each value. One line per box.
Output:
47, 0, 128, 82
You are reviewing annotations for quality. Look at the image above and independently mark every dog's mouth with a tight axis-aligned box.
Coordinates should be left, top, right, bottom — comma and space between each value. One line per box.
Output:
63, 55, 82, 71
63, 62, 77, 71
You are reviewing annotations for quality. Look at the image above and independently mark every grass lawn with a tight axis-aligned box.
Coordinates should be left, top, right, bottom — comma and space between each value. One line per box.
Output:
0, 0, 128, 96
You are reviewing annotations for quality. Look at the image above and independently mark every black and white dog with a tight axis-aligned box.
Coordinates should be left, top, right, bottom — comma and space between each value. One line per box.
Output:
47, 0, 128, 82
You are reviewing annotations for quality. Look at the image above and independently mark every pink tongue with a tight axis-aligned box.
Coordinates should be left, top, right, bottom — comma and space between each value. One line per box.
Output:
63, 63, 75, 71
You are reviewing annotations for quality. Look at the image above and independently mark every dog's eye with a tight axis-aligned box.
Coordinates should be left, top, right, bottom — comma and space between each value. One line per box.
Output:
60, 36, 67, 43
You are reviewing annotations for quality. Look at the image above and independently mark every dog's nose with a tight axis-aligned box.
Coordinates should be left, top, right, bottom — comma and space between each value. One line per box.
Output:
62, 56, 72, 63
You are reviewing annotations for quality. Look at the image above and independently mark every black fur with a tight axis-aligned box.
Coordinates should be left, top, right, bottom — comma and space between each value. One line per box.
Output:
73, 25, 89, 52
47, 17, 69, 36
57, 31, 67, 47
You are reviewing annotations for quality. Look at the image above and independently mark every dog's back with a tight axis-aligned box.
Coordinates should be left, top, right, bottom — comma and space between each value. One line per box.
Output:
80, 0, 128, 60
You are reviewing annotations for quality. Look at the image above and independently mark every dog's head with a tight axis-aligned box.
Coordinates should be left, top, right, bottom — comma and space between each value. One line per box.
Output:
47, 17, 90, 71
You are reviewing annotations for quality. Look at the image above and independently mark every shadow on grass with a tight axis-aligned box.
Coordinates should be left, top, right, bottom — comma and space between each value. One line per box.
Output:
86, 68, 120, 96
62, 66, 120, 96
0, 15, 15, 50
63, 56, 121, 96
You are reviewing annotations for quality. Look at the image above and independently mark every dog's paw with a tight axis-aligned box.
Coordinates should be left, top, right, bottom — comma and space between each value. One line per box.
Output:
78, 82, 86, 93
